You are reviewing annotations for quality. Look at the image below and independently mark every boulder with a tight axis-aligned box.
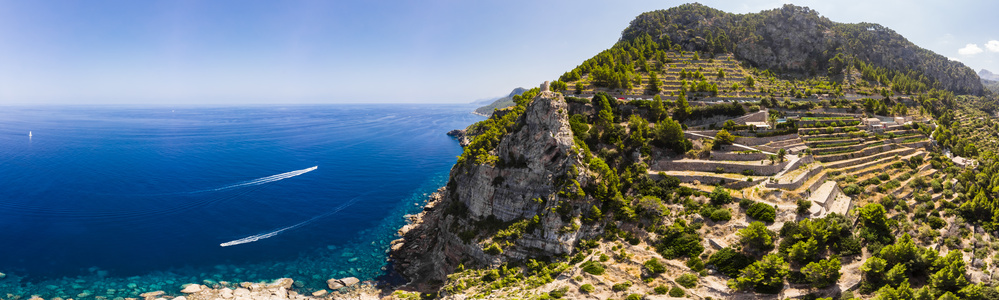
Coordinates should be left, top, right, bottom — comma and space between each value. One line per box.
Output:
311, 290, 328, 297
220, 288, 234, 299
173, 297, 187, 300
180, 284, 202, 294
0, 272, 5, 279
326, 279, 344, 290
269, 278, 294, 290
140, 291, 165, 298
339, 277, 360, 287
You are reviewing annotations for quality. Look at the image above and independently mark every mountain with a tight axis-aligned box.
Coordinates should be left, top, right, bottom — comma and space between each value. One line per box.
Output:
980, 69, 999, 81
559, 3, 983, 97
473, 87, 527, 116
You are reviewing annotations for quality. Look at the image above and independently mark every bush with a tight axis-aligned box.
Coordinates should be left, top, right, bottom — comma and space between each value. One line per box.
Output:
843, 184, 862, 195
747, 202, 776, 222
654, 285, 668, 295
686, 256, 705, 272
710, 186, 733, 205
644, 258, 667, 274
669, 286, 685, 297
676, 273, 698, 288
612, 281, 633, 292
710, 208, 732, 221
626, 294, 642, 300
707, 248, 756, 278
580, 284, 595, 293
484, 242, 503, 255
548, 287, 568, 299
581, 261, 605, 275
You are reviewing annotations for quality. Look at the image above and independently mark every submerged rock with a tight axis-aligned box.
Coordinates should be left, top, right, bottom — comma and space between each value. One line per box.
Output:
0, 272, 5, 279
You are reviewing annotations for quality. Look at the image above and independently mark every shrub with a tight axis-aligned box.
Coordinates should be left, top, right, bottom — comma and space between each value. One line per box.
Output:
710, 186, 733, 205
707, 248, 755, 278
626, 294, 642, 300
581, 261, 605, 275
484, 242, 503, 255
654, 285, 668, 295
676, 273, 698, 288
612, 281, 633, 292
644, 258, 667, 274
580, 284, 595, 293
843, 184, 862, 195
747, 202, 776, 222
669, 286, 685, 297
548, 287, 568, 299
686, 256, 705, 272
710, 208, 732, 222
796, 199, 812, 214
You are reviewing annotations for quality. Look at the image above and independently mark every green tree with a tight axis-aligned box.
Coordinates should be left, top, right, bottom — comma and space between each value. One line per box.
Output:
653, 117, 691, 154
930, 251, 969, 293
801, 256, 842, 288
714, 129, 735, 149
777, 148, 787, 162
730, 253, 789, 294
862, 256, 888, 283
738, 221, 775, 252
858, 203, 893, 246
874, 280, 914, 300
652, 95, 666, 122
674, 90, 691, 121
745, 76, 756, 88
717, 69, 726, 78
710, 185, 733, 205
788, 238, 819, 264
575, 82, 584, 94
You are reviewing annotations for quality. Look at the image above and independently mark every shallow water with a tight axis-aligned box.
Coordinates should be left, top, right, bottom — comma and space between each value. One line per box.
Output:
0, 104, 483, 297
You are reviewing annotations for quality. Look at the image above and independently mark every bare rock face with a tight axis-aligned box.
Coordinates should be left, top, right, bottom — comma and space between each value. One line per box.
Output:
392, 91, 589, 289
452, 90, 582, 222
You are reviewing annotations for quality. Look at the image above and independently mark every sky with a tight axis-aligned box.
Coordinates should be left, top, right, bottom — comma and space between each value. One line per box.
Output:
0, 0, 996, 105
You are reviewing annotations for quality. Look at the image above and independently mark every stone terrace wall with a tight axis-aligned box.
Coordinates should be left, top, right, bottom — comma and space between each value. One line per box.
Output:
767, 164, 823, 190
733, 133, 799, 146
654, 159, 788, 176
710, 151, 770, 161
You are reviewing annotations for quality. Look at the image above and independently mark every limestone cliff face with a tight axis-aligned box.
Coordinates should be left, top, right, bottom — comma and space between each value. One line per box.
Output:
453, 90, 584, 222
391, 91, 589, 288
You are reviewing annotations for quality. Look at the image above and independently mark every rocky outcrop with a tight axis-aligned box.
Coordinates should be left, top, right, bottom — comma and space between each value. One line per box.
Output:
391, 90, 590, 290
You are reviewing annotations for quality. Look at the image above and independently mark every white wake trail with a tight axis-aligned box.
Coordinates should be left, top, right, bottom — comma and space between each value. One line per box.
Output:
219, 196, 363, 247
195, 166, 318, 193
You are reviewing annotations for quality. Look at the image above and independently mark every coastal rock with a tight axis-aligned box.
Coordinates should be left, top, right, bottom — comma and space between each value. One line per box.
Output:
311, 290, 328, 297
326, 279, 344, 290
268, 278, 294, 290
0, 272, 5, 279
180, 284, 202, 294
173, 297, 186, 300
220, 288, 234, 299
392, 91, 590, 288
140, 291, 165, 299
339, 277, 360, 287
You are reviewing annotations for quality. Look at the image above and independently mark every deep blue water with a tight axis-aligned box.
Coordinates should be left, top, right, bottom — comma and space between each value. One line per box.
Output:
0, 105, 483, 297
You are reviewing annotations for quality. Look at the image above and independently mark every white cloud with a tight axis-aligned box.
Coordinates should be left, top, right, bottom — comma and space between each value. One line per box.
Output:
987, 40, 999, 52
959, 43, 984, 55
948, 57, 961, 62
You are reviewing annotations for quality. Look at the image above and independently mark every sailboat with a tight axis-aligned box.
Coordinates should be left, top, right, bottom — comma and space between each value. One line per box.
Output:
29, 131, 32, 138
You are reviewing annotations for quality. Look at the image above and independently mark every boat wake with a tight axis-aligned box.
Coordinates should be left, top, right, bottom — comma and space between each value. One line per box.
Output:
220, 195, 363, 247
192, 166, 318, 193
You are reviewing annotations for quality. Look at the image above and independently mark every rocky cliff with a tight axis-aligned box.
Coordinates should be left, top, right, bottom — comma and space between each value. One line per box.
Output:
391, 89, 592, 289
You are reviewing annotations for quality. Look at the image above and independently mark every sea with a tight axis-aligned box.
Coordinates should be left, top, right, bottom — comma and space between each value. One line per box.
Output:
0, 104, 485, 298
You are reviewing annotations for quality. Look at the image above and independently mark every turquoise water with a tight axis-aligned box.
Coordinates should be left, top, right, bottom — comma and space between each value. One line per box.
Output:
0, 105, 483, 298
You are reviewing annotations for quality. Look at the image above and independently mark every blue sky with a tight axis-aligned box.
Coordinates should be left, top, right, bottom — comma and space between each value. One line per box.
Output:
0, 0, 996, 105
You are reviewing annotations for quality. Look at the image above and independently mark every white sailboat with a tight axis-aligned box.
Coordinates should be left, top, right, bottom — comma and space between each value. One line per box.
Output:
29, 131, 32, 138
